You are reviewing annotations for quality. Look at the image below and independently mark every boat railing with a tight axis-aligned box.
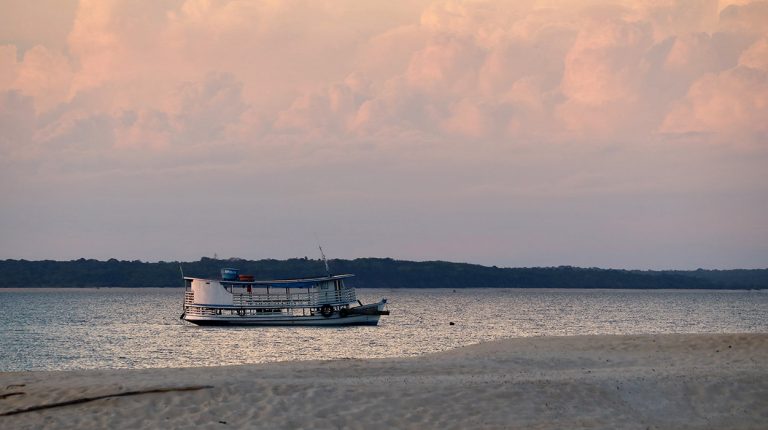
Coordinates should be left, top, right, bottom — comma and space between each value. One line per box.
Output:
185, 291, 195, 305
231, 287, 357, 308
185, 307, 221, 316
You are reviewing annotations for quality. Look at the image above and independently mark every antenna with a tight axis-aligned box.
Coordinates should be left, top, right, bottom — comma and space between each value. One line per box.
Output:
319, 245, 331, 276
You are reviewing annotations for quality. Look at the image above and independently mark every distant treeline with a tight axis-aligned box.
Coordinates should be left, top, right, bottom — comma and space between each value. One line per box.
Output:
0, 257, 766, 289
3, 257, 768, 290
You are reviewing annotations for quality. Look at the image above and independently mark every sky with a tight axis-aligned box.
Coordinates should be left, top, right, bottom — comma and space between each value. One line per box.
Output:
0, 0, 766, 269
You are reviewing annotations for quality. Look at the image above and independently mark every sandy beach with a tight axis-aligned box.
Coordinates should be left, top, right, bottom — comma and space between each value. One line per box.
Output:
1, 333, 766, 429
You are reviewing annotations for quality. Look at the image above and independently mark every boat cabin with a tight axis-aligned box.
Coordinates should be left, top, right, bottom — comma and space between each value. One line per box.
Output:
184, 270, 356, 314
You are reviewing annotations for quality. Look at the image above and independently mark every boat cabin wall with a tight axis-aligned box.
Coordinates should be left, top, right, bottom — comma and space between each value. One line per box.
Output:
190, 279, 232, 305
318, 279, 345, 289
317, 278, 346, 302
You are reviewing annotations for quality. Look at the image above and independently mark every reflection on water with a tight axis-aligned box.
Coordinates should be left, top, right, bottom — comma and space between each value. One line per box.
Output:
1, 288, 766, 371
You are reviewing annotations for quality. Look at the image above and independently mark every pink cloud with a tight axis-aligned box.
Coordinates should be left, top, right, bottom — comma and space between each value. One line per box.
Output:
661, 66, 768, 138
739, 36, 768, 70
0, 46, 18, 89
1, 0, 766, 157
0, 44, 74, 113
556, 17, 655, 136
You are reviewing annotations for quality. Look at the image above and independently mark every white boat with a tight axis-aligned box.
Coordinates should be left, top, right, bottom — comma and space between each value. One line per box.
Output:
181, 268, 389, 326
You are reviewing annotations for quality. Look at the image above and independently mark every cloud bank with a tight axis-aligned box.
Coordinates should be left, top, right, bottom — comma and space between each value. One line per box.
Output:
0, 0, 766, 268
2, 0, 766, 152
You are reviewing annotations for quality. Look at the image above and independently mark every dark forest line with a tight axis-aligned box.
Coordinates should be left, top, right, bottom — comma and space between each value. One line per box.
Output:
1, 258, 766, 289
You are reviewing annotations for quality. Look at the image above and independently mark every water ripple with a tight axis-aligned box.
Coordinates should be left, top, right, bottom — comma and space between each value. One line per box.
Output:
0, 288, 766, 371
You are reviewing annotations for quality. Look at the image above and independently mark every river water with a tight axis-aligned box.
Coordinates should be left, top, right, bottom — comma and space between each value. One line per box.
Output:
1, 288, 766, 371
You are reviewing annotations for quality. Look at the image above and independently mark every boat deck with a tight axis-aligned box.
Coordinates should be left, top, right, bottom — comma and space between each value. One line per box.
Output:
184, 287, 357, 309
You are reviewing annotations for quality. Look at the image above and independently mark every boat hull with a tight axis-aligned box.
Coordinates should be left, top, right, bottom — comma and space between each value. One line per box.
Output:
184, 313, 382, 326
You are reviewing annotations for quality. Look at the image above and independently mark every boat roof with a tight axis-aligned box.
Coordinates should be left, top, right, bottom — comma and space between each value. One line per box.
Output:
184, 273, 354, 287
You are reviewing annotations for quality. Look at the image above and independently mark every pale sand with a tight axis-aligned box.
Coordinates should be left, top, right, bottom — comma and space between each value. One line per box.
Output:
1, 334, 766, 429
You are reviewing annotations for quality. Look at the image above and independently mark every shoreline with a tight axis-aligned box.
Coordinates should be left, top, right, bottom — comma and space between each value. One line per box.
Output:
2, 287, 766, 292
2, 333, 766, 429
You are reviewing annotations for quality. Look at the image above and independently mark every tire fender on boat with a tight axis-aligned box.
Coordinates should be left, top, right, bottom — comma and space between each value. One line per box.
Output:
320, 304, 334, 318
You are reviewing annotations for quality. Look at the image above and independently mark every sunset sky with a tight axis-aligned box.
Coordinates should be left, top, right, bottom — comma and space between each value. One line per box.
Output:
1, 0, 766, 269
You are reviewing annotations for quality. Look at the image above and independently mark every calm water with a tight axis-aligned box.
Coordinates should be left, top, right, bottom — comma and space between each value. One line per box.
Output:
1, 288, 766, 372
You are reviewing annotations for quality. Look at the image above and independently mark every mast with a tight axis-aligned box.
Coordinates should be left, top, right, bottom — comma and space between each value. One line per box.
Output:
319, 245, 331, 276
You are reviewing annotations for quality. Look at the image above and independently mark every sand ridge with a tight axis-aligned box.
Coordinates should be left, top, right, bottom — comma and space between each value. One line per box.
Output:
1, 333, 766, 429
